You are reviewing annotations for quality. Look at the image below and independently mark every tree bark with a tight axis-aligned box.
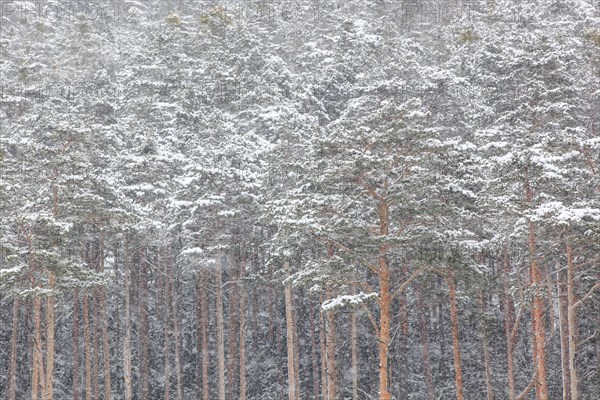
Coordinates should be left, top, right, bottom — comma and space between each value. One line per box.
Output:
123, 240, 133, 400
227, 257, 239, 400
285, 260, 298, 400
169, 245, 183, 400
163, 251, 171, 400
73, 291, 80, 400
32, 296, 46, 400
8, 298, 19, 400
480, 292, 494, 400
448, 273, 464, 400
320, 293, 328, 400
216, 251, 227, 400
325, 288, 337, 400
397, 264, 409, 399
502, 251, 517, 400
416, 285, 435, 400
99, 241, 112, 400
351, 285, 359, 400
239, 252, 248, 400
199, 272, 210, 400
138, 248, 150, 400
566, 242, 578, 400
557, 267, 571, 400
45, 272, 56, 400
83, 293, 93, 400
525, 171, 548, 400
310, 300, 321, 400
377, 201, 392, 400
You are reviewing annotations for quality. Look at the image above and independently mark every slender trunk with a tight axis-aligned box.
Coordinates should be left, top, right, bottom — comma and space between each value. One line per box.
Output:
351, 285, 359, 400
83, 293, 92, 400
99, 242, 112, 400
416, 286, 435, 400
292, 292, 301, 397
92, 270, 100, 400
216, 251, 227, 400
566, 242, 578, 400
448, 273, 464, 400
138, 249, 150, 400
170, 246, 183, 400
480, 292, 494, 400
32, 296, 46, 400
310, 300, 321, 400
200, 274, 210, 400
285, 261, 298, 400
529, 221, 548, 400
239, 253, 248, 400
325, 288, 337, 400
377, 201, 391, 400
397, 264, 409, 399
123, 240, 132, 400
163, 252, 171, 400
525, 172, 548, 400
73, 291, 80, 400
502, 251, 516, 400
227, 258, 239, 400
45, 272, 56, 400
557, 268, 571, 400
8, 298, 19, 400
320, 293, 327, 400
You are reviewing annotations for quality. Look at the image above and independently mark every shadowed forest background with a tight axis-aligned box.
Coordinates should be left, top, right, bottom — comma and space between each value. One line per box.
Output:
0, 1, 599, 399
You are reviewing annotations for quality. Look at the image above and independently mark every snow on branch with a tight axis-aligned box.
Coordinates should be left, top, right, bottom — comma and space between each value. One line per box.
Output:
321, 292, 378, 311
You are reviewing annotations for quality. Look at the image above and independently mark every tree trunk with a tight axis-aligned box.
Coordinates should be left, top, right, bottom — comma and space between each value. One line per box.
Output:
292, 291, 301, 398
416, 285, 435, 400
8, 298, 19, 400
325, 287, 337, 400
92, 291, 100, 400
83, 293, 93, 400
525, 172, 548, 400
566, 242, 578, 400
285, 260, 298, 400
163, 253, 171, 400
99, 241, 112, 400
216, 251, 227, 400
239, 252, 248, 400
138, 249, 150, 400
557, 267, 571, 400
200, 273, 210, 400
45, 272, 56, 400
73, 291, 80, 400
502, 251, 516, 400
320, 293, 328, 400
123, 240, 133, 400
169, 245, 183, 400
480, 292, 494, 400
529, 221, 548, 400
448, 273, 464, 400
310, 300, 321, 400
351, 285, 359, 400
397, 264, 409, 399
32, 296, 46, 400
227, 257, 239, 400
377, 200, 392, 400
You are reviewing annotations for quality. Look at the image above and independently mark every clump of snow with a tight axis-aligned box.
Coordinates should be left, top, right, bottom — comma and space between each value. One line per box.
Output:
321, 292, 378, 311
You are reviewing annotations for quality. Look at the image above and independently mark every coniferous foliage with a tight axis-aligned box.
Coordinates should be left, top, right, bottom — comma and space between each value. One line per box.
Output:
1, 1, 599, 399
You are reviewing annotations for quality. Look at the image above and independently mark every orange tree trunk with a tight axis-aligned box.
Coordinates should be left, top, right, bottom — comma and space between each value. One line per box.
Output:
448, 273, 464, 400
377, 200, 392, 400
8, 298, 19, 400
524, 171, 548, 400
502, 252, 516, 400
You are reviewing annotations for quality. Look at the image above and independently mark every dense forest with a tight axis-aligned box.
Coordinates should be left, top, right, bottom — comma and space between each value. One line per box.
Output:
1, 0, 599, 399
